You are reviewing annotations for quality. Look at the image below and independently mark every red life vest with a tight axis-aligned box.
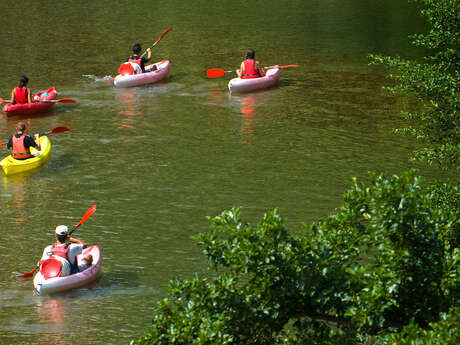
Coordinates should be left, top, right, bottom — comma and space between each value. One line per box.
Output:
128, 56, 142, 67
14, 86, 28, 104
241, 59, 260, 79
12, 135, 32, 159
51, 243, 70, 261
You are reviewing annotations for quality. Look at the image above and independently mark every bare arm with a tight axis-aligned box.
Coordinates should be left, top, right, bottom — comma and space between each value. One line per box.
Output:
256, 61, 265, 77
68, 237, 87, 248
10, 89, 15, 103
34, 134, 41, 151
146, 48, 152, 61
237, 61, 245, 78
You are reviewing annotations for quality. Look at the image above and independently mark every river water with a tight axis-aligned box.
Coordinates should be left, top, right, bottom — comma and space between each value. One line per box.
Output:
0, 1, 444, 344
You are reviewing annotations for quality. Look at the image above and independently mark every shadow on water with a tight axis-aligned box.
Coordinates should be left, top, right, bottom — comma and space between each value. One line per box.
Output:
278, 78, 297, 87
167, 72, 187, 82
0, 108, 58, 122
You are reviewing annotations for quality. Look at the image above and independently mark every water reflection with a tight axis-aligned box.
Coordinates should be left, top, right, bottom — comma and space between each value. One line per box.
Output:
115, 89, 143, 129
2, 168, 48, 220
230, 91, 275, 145
37, 298, 66, 345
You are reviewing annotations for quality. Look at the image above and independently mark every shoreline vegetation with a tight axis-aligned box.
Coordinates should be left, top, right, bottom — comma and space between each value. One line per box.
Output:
131, 0, 459, 344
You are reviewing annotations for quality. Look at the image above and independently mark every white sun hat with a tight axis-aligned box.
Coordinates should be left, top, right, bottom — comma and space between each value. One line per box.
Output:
55, 225, 69, 235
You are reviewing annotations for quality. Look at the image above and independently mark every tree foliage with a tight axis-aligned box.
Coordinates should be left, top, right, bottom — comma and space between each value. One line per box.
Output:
131, 171, 459, 344
369, 0, 460, 169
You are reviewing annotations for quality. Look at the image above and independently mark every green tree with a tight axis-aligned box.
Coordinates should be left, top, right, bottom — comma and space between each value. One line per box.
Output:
131, 171, 459, 344
369, 0, 460, 170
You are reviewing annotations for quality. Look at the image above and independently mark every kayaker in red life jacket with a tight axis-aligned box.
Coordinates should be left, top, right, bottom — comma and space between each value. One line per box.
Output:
10, 75, 32, 104
127, 43, 156, 73
37, 225, 93, 276
237, 48, 266, 79
6, 122, 40, 160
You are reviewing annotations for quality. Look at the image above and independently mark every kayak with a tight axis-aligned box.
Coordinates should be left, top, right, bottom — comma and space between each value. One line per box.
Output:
228, 66, 281, 93
33, 245, 102, 295
114, 60, 171, 88
2, 87, 58, 117
0, 136, 51, 176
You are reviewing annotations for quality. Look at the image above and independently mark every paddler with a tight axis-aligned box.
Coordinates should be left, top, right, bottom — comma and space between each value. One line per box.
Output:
10, 75, 32, 104
127, 43, 155, 73
236, 48, 265, 79
6, 122, 40, 160
37, 225, 93, 277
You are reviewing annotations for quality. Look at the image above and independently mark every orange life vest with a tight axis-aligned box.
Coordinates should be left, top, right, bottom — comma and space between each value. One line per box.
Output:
241, 59, 260, 79
12, 135, 32, 159
14, 86, 28, 103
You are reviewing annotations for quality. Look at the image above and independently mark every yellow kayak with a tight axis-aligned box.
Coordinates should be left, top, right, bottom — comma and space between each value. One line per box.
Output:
0, 136, 51, 175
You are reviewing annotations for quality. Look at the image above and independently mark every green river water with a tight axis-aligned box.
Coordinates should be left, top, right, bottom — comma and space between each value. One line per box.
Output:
0, 1, 448, 344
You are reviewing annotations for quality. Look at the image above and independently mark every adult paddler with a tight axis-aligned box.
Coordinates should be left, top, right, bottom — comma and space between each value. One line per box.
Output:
6, 122, 40, 160
10, 75, 32, 104
38, 225, 93, 277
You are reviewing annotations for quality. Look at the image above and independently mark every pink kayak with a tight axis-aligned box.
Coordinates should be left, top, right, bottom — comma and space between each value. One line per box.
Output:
114, 60, 170, 88
228, 67, 281, 93
33, 245, 102, 295
3, 87, 58, 117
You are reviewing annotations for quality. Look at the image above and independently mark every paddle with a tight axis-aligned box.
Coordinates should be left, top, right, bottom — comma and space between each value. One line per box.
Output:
0, 126, 69, 148
0, 97, 76, 104
17, 204, 97, 278
39, 126, 70, 136
35, 98, 77, 104
107, 27, 173, 82
206, 64, 300, 78
68, 204, 97, 237
141, 27, 173, 58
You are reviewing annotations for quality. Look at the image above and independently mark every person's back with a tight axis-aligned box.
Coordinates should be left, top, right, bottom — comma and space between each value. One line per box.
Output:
11, 75, 31, 104
127, 43, 153, 73
7, 122, 40, 160
39, 225, 91, 277
237, 48, 265, 79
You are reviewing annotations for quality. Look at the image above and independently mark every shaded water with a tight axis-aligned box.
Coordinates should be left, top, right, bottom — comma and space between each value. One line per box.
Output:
0, 1, 443, 344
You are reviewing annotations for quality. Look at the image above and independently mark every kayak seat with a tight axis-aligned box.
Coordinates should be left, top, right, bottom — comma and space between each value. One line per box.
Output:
41, 258, 62, 279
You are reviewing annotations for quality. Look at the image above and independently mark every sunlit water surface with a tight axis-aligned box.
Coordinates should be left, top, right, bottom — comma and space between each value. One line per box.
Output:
0, 1, 445, 344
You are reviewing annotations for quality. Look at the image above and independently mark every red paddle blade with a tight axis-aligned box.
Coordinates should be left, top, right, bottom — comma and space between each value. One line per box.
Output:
38, 98, 76, 104
48, 126, 70, 134
18, 268, 36, 278
265, 64, 300, 70
279, 64, 299, 68
206, 69, 227, 78
55, 98, 77, 103
0, 97, 8, 104
0, 141, 6, 147
39, 126, 70, 136
154, 27, 173, 45
75, 204, 97, 228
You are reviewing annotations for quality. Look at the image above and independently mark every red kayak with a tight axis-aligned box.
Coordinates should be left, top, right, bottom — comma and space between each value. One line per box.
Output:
3, 87, 57, 117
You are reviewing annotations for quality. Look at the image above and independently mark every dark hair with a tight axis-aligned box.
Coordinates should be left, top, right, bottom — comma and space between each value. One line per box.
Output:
19, 75, 29, 88
16, 122, 26, 132
245, 48, 255, 60
132, 43, 142, 55
56, 234, 68, 243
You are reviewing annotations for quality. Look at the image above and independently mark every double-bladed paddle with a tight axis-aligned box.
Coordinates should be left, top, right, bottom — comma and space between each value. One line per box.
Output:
0, 126, 69, 148
206, 64, 300, 78
111, 27, 174, 80
0, 97, 76, 104
141, 27, 173, 58
36, 98, 76, 104
17, 204, 97, 278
